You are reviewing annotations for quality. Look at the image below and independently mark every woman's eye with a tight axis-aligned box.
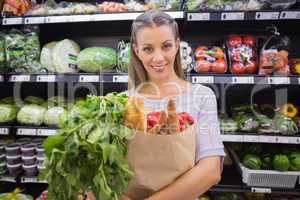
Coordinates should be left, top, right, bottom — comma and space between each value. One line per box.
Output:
143, 47, 152, 53
163, 43, 172, 50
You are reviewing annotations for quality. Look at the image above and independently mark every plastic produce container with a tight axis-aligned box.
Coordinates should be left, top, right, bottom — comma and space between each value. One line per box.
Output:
36, 156, 45, 165
32, 138, 44, 145
5, 143, 21, 156
6, 155, 21, 165
21, 143, 36, 156
22, 156, 36, 165
0, 162, 6, 175
7, 163, 22, 176
36, 145, 45, 157
0, 142, 5, 154
23, 164, 38, 176
16, 138, 31, 145
229, 148, 300, 188
0, 154, 5, 162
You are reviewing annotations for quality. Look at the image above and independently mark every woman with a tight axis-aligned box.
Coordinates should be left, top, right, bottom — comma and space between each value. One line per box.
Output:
123, 9, 225, 200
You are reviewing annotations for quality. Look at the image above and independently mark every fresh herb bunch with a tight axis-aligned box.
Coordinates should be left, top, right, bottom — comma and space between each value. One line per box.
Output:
42, 93, 134, 200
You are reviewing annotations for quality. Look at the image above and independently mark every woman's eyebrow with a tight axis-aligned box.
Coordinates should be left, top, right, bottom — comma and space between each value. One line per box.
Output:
163, 40, 173, 43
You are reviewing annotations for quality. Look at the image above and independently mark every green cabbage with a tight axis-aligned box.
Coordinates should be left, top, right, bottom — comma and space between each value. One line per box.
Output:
17, 104, 46, 125
0, 104, 18, 123
78, 47, 117, 72
44, 106, 67, 126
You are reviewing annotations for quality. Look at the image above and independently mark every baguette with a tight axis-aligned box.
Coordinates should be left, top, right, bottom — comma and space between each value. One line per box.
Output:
124, 97, 145, 132
166, 99, 180, 135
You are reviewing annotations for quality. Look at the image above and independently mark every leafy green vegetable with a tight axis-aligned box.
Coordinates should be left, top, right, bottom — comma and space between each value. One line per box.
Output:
24, 96, 45, 105
0, 33, 6, 73
43, 93, 134, 200
288, 151, 300, 171
44, 106, 67, 126
17, 104, 46, 125
117, 41, 130, 73
78, 47, 117, 72
0, 104, 18, 123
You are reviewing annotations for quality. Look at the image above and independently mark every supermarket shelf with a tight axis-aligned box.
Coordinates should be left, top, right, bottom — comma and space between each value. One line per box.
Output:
6, 73, 300, 84
187, 10, 300, 21
7, 73, 129, 83
189, 74, 299, 85
0, 175, 17, 183
15, 126, 58, 136
211, 167, 300, 195
1, 11, 184, 25
0, 126, 10, 136
20, 177, 47, 184
221, 134, 300, 144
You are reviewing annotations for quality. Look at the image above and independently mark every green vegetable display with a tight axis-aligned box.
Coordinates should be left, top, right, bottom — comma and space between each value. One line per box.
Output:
43, 93, 134, 200
0, 104, 18, 123
219, 117, 238, 133
4, 27, 45, 73
288, 151, 300, 171
272, 154, 291, 171
44, 106, 67, 126
78, 47, 117, 72
17, 104, 46, 125
242, 154, 262, 170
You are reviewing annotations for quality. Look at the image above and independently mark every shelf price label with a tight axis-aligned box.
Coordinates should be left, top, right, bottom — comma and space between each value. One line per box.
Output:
192, 76, 214, 84
259, 136, 276, 143
280, 11, 300, 19
79, 75, 99, 82
45, 16, 73, 23
0, 176, 16, 182
221, 134, 243, 142
10, 75, 30, 82
17, 128, 36, 136
37, 129, 57, 136
24, 17, 45, 24
267, 77, 290, 84
2, 17, 23, 25
113, 75, 128, 83
287, 137, 300, 144
0, 76, 4, 82
255, 12, 279, 20
36, 75, 56, 82
275, 136, 290, 144
231, 76, 254, 84
243, 135, 259, 143
221, 12, 244, 20
21, 177, 47, 183
251, 187, 272, 193
298, 78, 300, 85
187, 13, 210, 21
0, 128, 9, 135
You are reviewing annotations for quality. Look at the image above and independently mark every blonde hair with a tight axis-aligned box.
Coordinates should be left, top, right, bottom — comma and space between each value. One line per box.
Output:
129, 9, 184, 90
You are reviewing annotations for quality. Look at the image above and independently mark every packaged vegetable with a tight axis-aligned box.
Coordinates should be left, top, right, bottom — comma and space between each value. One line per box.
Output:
40, 41, 57, 72
44, 106, 67, 126
0, 103, 18, 123
78, 47, 117, 73
226, 34, 258, 74
180, 41, 193, 72
194, 45, 227, 74
0, 33, 6, 73
259, 27, 290, 75
2, 0, 32, 16
117, 41, 130, 73
52, 39, 80, 73
98, 1, 129, 13
17, 104, 46, 125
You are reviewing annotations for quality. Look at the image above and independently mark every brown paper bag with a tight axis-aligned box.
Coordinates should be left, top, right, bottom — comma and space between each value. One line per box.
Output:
125, 125, 196, 199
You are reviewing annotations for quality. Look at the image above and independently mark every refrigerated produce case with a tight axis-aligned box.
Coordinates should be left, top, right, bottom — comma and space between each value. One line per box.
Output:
1, 0, 300, 198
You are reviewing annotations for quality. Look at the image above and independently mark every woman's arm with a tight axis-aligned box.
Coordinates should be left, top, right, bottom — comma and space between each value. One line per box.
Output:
145, 155, 221, 200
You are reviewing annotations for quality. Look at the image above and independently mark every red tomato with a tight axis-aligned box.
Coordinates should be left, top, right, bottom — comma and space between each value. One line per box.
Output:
194, 60, 211, 73
194, 46, 208, 60
242, 35, 256, 47
227, 34, 242, 48
231, 62, 246, 74
211, 59, 227, 74
147, 112, 160, 129
274, 54, 286, 70
245, 60, 257, 74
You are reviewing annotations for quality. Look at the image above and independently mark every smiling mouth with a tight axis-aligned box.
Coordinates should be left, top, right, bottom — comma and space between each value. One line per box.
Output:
152, 65, 166, 72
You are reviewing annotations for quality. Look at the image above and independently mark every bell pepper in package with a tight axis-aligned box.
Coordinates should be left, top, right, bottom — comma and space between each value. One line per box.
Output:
194, 45, 227, 74
227, 34, 258, 74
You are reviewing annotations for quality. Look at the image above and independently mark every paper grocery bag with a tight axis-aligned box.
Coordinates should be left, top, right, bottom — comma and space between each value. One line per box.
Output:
125, 125, 196, 200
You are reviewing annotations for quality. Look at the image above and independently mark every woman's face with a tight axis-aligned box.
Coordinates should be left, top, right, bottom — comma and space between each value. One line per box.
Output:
133, 25, 179, 82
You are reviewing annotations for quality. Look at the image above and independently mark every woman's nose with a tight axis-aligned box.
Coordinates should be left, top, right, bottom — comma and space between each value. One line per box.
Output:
152, 51, 165, 63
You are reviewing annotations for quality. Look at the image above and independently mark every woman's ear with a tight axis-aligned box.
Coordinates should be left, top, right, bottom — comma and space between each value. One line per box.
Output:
133, 43, 139, 57
175, 38, 180, 51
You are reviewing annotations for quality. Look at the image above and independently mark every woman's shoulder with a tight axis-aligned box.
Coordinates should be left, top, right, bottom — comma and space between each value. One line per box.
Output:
189, 84, 216, 98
